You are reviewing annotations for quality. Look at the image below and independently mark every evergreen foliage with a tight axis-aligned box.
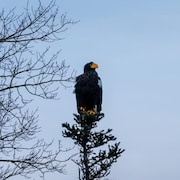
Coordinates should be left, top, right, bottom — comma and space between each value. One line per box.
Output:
62, 112, 125, 180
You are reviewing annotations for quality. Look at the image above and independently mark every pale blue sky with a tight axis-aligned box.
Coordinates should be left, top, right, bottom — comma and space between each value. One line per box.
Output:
2, 0, 180, 180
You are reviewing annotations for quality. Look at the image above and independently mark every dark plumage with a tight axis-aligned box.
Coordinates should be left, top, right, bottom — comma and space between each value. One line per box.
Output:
75, 62, 102, 114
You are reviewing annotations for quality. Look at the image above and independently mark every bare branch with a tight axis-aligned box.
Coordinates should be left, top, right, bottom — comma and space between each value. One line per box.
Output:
0, 0, 76, 43
0, 140, 66, 179
0, 0, 76, 179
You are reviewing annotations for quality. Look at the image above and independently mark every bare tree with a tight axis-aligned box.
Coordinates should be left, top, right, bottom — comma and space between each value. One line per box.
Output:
0, 1, 75, 179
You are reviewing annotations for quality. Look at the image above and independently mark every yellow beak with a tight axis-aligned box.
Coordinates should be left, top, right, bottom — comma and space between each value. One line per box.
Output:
90, 63, 98, 69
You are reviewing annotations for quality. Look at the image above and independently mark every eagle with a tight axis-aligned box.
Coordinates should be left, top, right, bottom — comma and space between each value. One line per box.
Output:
75, 62, 102, 115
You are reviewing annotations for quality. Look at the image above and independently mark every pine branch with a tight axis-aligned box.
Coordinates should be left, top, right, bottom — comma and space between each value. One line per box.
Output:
62, 113, 125, 180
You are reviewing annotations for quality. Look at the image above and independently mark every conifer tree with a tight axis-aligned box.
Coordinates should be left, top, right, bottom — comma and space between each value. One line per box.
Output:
62, 112, 125, 180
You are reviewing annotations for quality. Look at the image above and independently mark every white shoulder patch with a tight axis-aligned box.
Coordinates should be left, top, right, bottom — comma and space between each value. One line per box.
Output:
98, 78, 102, 88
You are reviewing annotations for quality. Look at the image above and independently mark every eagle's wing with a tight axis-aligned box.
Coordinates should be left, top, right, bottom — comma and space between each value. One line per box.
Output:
97, 77, 102, 112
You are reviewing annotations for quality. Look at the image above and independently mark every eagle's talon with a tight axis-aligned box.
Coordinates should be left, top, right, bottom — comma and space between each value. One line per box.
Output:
87, 110, 96, 115
79, 107, 86, 112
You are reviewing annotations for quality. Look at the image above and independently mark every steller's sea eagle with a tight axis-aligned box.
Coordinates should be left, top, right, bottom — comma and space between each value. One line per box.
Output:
74, 62, 102, 115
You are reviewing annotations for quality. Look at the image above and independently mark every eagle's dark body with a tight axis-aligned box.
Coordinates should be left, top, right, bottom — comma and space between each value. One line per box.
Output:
75, 62, 102, 114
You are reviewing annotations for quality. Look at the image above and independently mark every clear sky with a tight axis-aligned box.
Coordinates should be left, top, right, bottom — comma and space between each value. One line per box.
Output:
2, 0, 180, 180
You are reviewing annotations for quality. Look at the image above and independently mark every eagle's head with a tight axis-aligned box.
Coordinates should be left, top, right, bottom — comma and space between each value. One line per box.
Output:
84, 62, 98, 73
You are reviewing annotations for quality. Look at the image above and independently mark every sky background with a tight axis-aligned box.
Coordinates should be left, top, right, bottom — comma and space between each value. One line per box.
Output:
1, 0, 180, 180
